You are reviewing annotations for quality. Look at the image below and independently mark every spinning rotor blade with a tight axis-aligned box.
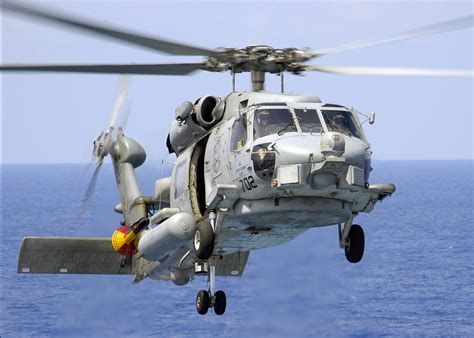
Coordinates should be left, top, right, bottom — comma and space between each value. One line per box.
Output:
81, 76, 131, 217
311, 15, 474, 56
0, 63, 206, 75
108, 76, 131, 128
1, 2, 217, 57
78, 163, 102, 223
305, 65, 474, 77
82, 165, 101, 206
118, 101, 133, 131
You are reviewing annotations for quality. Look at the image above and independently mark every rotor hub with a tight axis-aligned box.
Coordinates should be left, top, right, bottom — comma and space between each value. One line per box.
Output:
207, 46, 315, 74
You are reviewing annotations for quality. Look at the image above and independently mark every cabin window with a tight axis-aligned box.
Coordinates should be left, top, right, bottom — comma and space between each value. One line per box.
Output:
294, 109, 322, 133
253, 108, 296, 139
321, 110, 362, 139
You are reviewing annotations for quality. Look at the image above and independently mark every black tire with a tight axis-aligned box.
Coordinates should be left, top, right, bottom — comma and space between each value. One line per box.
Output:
196, 289, 210, 315
345, 224, 365, 263
193, 222, 215, 260
214, 290, 226, 316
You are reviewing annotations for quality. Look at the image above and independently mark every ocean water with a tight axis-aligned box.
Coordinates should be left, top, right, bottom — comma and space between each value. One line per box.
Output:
1, 161, 473, 337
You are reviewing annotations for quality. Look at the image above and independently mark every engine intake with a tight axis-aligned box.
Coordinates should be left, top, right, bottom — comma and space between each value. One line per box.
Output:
194, 96, 224, 130
168, 96, 224, 154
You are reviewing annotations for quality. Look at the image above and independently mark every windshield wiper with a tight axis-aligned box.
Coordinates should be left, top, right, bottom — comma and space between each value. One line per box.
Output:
277, 122, 294, 136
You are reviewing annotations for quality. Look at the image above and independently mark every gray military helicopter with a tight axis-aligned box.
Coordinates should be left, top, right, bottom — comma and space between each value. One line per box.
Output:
3, 2, 473, 316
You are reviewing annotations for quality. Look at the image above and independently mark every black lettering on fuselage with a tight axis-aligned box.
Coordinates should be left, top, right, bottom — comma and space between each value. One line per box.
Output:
239, 175, 258, 192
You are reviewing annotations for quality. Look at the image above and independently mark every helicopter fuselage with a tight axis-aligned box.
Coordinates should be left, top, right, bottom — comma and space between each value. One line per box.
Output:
163, 91, 393, 256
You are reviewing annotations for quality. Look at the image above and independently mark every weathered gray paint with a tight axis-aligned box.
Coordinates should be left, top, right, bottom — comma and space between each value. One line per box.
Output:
18, 91, 395, 285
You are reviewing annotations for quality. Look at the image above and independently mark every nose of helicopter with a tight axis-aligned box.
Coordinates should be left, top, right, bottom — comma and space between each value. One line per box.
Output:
270, 133, 367, 168
255, 133, 369, 189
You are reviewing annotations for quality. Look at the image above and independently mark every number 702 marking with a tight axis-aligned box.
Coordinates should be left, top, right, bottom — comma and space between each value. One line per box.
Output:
239, 175, 258, 192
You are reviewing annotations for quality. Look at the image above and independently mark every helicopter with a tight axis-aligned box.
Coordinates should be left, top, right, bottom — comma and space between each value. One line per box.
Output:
3, 2, 473, 316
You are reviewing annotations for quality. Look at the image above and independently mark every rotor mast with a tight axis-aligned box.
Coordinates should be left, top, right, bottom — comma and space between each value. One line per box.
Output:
251, 70, 265, 91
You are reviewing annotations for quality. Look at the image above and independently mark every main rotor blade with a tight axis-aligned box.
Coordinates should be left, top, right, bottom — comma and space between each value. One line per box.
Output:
305, 65, 474, 77
2, 2, 217, 57
0, 63, 206, 75
311, 15, 474, 56
108, 76, 130, 128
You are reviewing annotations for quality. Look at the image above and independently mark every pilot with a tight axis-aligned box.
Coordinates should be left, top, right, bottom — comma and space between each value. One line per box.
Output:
332, 114, 349, 133
333, 114, 345, 125
254, 111, 272, 139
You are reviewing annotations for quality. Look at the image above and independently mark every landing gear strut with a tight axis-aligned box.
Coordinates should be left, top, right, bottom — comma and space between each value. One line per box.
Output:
195, 260, 226, 315
339, 218, 365, 263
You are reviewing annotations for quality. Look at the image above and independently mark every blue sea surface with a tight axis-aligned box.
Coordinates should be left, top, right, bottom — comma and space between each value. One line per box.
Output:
1, 161, 473, 337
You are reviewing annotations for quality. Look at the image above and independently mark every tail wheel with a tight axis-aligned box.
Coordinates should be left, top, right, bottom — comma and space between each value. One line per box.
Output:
193, 222, 215, 260
196, 289, 210, 315
345, 224, 365, 263
214, 290, 227, 316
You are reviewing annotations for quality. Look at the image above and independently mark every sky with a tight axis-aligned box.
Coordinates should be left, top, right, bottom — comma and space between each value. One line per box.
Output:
1, 0, 473, 163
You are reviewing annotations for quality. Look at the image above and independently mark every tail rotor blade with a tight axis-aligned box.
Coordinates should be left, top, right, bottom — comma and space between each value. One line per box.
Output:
117, 100, 132, 131
108, 75, 131, 128
80, 76, 130, 222
79, 164, 102, 219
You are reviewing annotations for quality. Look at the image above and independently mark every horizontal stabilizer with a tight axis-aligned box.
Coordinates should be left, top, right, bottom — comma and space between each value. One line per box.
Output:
18, 237, 133, 275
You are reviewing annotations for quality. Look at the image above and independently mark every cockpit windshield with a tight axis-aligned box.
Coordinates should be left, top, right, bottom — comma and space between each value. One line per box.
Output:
294, 109, 323, 133
253, 108, 296, 139
321, 110, 362, 139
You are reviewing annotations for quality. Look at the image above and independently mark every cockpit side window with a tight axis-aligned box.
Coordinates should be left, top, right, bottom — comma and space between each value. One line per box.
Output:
321, 110, 362, 139
230, 115, 248, 151
253, 108, 296, 139
294, 109, 322, 133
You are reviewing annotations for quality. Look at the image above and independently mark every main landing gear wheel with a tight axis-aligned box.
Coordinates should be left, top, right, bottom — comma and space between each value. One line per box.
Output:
196, 289, 210, 315
193, 222, 215, 260
214, 290, 227, 315
195, 261, 226, 315
345, 224, 365, 263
